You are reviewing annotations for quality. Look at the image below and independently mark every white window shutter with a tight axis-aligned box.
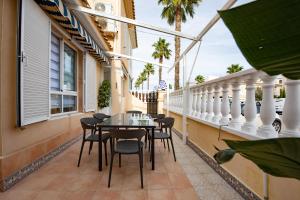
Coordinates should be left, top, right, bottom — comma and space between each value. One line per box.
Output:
84, 53, 97, 112
21, 0, 50, 125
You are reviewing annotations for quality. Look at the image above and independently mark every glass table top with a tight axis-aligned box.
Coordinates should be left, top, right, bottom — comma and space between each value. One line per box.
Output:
98, 113, 156, 128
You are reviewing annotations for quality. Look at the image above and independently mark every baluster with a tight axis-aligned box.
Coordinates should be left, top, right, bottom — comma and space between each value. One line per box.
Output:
196, 88, 202, 117
205, 86, 214, 121
281, 79, 300, 137
241, 76, 258, 132
257, 74, 277, 137
200, 87, 207, 119
229, 80, 242, 128
212, 84, 221, 123
220, 83, 230, 125
191, 89, 196, 116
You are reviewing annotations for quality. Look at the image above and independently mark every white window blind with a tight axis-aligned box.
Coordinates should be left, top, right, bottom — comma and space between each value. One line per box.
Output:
84, 53, 97, 112
21, 0, 50, 125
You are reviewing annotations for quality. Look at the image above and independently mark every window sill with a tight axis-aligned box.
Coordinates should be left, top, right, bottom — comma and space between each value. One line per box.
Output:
49, 112, 83, 120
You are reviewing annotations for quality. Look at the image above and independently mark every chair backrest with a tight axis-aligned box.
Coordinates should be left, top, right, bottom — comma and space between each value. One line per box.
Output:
126, 110, 142, 114
160, 117, 175, 129
93, 113, 111, 122
109, 129, 146, 141
80, 117, 97, 130
157, 114, 165, 119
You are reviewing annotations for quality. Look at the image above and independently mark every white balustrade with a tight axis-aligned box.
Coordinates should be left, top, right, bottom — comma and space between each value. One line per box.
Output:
205, 86, 214, 121
229, 80, 242, 128
212, 85, 221, 123
200, 87, 207, 119
257, 74, 277, 137
241, 76, 258, 132
164, 68, 300, 140
220, 83, 230, 125
281, 79, 300, 137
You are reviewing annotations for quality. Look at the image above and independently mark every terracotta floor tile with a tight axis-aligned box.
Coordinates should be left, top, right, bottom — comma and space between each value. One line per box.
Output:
1, 134, 241, 200
147, 173, 171, 190
168, 173, 192, 189
173, 188, 200, 200
120, 190, 147, 200
147, 189, 176, 200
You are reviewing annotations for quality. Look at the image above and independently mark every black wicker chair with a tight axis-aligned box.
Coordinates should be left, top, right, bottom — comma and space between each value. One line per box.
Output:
108, 129, 146, 188
149, 117, 176, 161
77, 117, 111, 167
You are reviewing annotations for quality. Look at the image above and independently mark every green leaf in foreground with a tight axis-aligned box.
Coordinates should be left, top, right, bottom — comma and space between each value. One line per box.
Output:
213, 138, 300, 180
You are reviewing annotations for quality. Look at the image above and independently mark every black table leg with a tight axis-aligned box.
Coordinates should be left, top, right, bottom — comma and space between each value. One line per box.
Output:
99, 127, 103, 171
151, 127, 155, 170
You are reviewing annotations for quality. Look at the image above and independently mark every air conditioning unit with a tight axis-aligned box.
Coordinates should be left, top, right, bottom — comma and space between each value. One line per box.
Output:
94, 2, 117, 34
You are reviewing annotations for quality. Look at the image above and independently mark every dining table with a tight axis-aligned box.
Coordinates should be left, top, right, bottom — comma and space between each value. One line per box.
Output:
97, 113, 156, 171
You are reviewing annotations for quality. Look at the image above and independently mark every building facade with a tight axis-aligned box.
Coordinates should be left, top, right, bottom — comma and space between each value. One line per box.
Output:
0, 0, 137, 190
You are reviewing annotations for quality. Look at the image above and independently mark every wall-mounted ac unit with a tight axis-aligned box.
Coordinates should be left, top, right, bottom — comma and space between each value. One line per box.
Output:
94, 2, 117, 34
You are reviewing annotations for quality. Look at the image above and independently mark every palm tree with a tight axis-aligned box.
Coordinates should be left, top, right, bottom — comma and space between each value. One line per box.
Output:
140, 70, 147, 90
195, 75, 205, 84
152, 38, 171, 84
226, 64, 244, 74
158, 0, 202, 90
144, 63, 155, 90
134, 78, 141, 90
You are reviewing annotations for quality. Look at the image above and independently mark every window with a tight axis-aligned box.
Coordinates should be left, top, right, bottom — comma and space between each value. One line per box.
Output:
50, 34, 77, 115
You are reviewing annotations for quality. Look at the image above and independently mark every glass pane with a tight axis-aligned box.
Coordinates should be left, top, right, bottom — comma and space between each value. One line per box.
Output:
50, 34, 60, 91
63, 95, 76, 112
64, 44, 76, 91
51, 94, 62, 114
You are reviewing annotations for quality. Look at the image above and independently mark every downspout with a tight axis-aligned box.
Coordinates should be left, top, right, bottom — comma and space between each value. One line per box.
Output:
16, 0, 23, 127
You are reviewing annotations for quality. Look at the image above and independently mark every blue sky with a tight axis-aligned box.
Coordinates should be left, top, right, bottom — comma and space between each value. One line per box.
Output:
131, 0, 253, 89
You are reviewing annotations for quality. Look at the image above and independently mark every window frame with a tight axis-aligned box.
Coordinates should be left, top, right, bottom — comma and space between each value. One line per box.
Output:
50, 32, 78, 117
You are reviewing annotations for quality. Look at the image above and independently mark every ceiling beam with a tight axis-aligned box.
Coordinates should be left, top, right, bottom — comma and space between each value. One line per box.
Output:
70, 5, 197, 41
107, 51, 170, 68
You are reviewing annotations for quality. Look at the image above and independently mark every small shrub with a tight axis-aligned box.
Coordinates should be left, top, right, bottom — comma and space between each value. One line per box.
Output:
98, 80, 111, 109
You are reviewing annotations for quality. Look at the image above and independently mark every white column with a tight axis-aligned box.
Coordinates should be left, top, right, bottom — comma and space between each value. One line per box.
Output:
220, 83, 230, 125
200, 87, 207, 119
196, 88, 202, 117
241, 77, 257, 132
212, 85, 221, 123
229, 80, 242, 128
281, 79, 300, 137
257, 74, 277, 138
205, 86, 214, 121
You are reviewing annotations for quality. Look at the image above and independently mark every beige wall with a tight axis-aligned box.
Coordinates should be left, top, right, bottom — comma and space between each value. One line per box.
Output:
163, 108, 300, 200
0, 0, 94, 181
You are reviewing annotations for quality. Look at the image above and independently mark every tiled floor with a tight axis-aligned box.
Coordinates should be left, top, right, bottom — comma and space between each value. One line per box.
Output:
0, 134, 243, 200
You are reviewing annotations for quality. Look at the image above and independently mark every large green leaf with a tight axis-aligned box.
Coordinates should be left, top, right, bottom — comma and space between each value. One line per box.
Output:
214, 138, 300, 180
219, 0, 300, 80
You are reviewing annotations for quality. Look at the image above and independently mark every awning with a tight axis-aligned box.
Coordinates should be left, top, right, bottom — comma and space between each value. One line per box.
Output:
35, 0, 110, 64
219, 0, 300, 80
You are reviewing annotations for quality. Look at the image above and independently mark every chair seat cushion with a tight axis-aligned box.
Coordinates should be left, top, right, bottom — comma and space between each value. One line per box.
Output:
87, 133, 110, 142
150, 132, 170, 139
115, 140, 144, 154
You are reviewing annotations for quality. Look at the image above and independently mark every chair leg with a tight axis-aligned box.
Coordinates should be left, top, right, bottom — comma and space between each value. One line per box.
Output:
119, 153, 121, 168
166, 139, 170, 151
144, 131, 148, 149
104, 142, 108, 166
77, 140, 85, 167
88, 141, 93, 155
170, 138, 176, 162
163, 139, 166, 149
108, 153, 115, 188
138, 150, 144, 189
